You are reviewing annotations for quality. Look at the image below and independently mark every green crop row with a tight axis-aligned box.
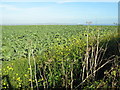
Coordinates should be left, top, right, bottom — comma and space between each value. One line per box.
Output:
1, 25, 119, 89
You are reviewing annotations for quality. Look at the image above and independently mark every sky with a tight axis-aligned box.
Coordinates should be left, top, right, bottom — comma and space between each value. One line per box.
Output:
0, 0, 118, 25
0, 0, 119, 2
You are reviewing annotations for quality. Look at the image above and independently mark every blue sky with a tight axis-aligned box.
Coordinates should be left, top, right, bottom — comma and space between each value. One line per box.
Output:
0, 2, 118, 25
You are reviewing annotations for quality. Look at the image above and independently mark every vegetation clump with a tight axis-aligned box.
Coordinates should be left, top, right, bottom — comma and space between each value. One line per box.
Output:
1, 25, 120, 89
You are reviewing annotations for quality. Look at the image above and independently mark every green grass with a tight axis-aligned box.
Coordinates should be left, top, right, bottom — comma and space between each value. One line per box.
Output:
1, 25, 119, 89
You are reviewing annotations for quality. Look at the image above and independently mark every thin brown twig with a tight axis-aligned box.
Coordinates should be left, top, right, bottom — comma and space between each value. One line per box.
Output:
75, 58, 114, 89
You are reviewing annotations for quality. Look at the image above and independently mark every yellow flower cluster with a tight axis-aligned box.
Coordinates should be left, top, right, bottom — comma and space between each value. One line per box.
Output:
7, 66, 13, 70
16, 77, 20, 81
24, 74, 27, 77
29, 79, 32, 81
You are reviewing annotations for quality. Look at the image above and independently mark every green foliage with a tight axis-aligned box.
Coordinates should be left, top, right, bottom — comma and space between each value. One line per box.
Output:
1, 25, 119, 89
2, 58, 31, 88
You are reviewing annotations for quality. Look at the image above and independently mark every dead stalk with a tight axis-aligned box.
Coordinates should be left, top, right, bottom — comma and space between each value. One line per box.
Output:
32, 49, 39, 90
70, 62, 73, 90
75, 58, 114, 89
38, 66, 45, 88
28, 49, 33, 89
43, 65, 48, 88
62, 58, 65, 87
94, 29, 100, 79
86, 33, 89, 78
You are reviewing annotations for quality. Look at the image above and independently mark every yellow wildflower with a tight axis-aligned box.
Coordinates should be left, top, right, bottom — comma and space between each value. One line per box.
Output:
28, 68, 31, 70
24, 74, 27, 77
7, 66, 9, 68
9, 67, 13, 70
29, 79, 32, 81
3, 83, 6, 85
16, 77, 20, 81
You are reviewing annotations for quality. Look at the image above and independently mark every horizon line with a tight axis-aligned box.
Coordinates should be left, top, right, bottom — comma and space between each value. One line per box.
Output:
0, 24, 118, 26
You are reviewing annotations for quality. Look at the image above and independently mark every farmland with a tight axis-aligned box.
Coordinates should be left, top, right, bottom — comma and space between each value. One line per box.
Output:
1, 25, 120, 89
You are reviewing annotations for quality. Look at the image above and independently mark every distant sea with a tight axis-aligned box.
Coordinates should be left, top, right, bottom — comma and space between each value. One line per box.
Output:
1, 23, 118, 26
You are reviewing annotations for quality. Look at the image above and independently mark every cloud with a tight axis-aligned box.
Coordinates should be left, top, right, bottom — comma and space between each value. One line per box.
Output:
1, 1, 118, 25
63, 0, 119, 2
1, 3, 49, 25
1, 0, 119, 2
0, 4, 20, 10
56, 0, 119, 4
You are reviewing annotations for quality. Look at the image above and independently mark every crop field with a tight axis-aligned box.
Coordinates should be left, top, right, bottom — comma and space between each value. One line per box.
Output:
1, 25, 120, 89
